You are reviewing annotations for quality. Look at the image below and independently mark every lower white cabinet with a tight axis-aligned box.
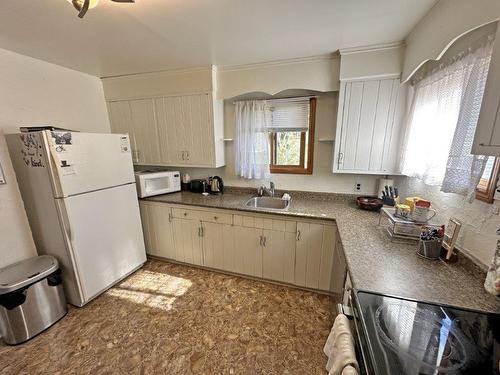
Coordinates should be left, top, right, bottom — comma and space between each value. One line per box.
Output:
138, 202, 343, 293
139, 201, 176, 259
202, 222, 234, 271
262, 229, 296, 284
295, 222, 337, 291
172, 217, 203, 266
233, 226, 263, 278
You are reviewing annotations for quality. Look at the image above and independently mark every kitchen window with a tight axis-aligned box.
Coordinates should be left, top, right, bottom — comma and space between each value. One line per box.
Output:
476, 156, 500, 203
268, 98, 316, 174
401, 35, 494, 200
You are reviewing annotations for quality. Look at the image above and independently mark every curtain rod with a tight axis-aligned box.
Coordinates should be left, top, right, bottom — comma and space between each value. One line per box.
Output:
232, 95, 318, 105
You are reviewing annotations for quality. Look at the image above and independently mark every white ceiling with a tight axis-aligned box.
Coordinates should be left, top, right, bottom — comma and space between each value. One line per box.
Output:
0, 0, 437, 77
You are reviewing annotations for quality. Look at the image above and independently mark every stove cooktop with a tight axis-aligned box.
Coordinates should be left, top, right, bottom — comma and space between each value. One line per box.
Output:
355, 291, 500, 375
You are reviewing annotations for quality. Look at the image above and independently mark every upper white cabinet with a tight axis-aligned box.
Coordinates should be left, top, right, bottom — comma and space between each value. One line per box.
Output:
154, 93, 224, 166
107, 92, 225, 168
333, 77, 405, 174
473, 24, 500, 156
104, 68, 224, 168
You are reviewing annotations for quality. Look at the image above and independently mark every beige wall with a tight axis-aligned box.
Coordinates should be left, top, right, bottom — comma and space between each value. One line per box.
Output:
403, 0, 500, 82
217, 56, 340, 99
396, 177, 499, 267
339, 44, 404, 81
0, 131, 36, 267
0, 47, 111, 268
102, 67, 216, 101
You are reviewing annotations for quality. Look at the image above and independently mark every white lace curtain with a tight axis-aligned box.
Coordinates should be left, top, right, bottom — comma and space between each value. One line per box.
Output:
234, 100, 270, 179
401, 37, 494, 199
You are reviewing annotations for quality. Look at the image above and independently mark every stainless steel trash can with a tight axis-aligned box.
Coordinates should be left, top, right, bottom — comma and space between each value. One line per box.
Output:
0, 255, 67, 345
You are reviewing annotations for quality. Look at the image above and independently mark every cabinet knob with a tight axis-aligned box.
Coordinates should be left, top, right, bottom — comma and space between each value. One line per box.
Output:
184, 212, 188, 217
214, 216, 218, 220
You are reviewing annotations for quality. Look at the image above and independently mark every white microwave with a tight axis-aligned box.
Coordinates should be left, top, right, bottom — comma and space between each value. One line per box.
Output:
134, 170, 181, 198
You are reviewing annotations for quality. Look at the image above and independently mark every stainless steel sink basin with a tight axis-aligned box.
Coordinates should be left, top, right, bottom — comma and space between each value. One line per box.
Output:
245, 196, 290, 210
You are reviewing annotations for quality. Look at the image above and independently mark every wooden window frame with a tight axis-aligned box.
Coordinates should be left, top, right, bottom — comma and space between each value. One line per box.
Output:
269, 98, 316, 175
476, 157, 500, 203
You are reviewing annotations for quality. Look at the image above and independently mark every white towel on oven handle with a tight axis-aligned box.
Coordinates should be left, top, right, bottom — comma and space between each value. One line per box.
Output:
323, 314, 359, 375
340, 365, 358, 375
323, 314, 351, 356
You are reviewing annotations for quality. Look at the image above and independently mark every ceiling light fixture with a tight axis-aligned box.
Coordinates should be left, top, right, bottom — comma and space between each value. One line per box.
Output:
67, 0, 134, 19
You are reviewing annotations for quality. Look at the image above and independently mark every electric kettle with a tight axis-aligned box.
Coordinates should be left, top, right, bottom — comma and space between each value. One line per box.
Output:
209, 176, 224, 194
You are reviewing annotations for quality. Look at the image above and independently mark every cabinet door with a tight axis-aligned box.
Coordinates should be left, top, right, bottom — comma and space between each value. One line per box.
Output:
108, 101, 138, 162
129, 99, 161, 164
233, 226, 263, 277
202, 221, 225, 270
155, 96, 185, 164
182, 94, 215, 166
334, 78, 403, 174
139, 202, 175, 259
172, 218, 203, 265
473, 25, 500, 156
295, 222, 337, 291
262, 229, 296, 284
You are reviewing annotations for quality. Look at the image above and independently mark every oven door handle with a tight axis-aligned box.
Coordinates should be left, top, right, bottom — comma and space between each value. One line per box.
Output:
347, 291, 372, 375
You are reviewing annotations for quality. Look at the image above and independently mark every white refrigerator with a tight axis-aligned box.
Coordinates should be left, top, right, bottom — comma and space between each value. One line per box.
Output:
7, 130, 146, 307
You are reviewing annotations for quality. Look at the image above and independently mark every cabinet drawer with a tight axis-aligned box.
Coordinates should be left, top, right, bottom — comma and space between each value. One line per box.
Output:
200, 211, 232, 225
172, 208, 203, 221
233, 214, 297, 232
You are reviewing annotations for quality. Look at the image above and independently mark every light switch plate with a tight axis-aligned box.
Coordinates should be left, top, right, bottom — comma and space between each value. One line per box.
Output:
0, 162, 5, 184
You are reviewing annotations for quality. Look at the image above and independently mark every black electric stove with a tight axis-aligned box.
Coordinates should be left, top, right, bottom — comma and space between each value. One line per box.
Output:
351, 291, 500, 375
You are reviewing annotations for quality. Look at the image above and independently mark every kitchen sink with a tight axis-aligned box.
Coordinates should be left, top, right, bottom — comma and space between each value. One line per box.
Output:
245, 196, 290, 210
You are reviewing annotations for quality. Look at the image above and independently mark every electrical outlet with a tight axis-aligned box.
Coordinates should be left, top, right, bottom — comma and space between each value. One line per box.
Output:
354, 182, 362, 192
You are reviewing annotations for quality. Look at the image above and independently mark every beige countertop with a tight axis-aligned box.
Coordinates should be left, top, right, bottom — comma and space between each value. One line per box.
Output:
144, 189, 500, 314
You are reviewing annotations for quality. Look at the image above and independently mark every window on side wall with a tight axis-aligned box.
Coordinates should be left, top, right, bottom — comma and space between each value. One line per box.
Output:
476, 156, 500, 203
268, 98, 316, 174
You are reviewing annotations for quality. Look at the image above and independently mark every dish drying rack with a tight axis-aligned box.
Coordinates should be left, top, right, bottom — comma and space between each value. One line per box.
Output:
378, 207, 441, 242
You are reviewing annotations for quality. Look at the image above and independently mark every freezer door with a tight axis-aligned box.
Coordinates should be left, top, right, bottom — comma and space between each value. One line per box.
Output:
60, 183, 146, 303
47, 131, 135, 197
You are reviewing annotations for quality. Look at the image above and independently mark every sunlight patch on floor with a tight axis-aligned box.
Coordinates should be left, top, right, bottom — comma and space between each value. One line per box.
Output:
106, 269, 193, 311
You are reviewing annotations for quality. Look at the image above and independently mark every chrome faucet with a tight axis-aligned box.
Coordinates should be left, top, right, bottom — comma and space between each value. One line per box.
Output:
258, 181, 275, 197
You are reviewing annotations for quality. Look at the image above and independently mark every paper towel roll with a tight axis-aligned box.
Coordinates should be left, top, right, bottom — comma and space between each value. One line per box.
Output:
377, 178, 394, 198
